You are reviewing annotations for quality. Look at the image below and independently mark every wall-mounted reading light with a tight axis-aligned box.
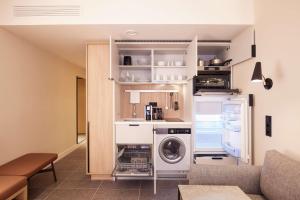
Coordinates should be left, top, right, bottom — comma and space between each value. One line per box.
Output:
251, 62, 273, 90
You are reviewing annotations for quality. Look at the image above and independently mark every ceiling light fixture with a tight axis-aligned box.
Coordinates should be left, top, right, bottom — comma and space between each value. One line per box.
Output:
126, 30, 137, 36
251, 62, 273, 90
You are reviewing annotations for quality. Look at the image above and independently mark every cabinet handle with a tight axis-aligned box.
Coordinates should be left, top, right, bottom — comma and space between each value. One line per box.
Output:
129, 124, 140, 126
108, 77, 114, 81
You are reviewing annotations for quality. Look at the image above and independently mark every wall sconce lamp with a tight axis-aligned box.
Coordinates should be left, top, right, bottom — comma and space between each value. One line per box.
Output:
251, 62, 273, 90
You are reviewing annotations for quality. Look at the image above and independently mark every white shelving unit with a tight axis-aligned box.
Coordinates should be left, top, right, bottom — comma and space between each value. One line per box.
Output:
125, 89, 179, 93
119, 65, 151, 69
115, 41, 197, 85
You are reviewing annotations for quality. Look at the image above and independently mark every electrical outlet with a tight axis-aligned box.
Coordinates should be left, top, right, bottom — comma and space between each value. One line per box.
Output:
266, 115, 272, 137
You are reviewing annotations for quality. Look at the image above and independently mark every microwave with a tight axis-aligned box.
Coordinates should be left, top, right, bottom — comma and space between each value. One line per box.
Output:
193, 71, 235, 95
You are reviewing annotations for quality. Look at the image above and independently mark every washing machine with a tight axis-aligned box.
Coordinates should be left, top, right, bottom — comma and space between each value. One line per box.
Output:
155, 127, 191, 178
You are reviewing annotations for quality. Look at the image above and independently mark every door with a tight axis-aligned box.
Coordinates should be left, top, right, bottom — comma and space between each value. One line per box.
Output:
87, 44, 114, 177
186, 36, 198, 80
76, 77, 86, 144
222, 95, 252, 164
228, 27, 256, 66
109, 36, 119, 81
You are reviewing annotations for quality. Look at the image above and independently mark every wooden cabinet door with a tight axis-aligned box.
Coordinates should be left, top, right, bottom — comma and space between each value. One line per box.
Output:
116, 124, 153, 144
87, 43, 113, 177
109, 37, 119, 81
186, 36, 198, 80
228, 26, 256, 66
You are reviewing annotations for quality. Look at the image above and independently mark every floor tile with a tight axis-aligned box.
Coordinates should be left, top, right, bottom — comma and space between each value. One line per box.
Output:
29, 173, 62, 189
93, 189, 139, 200
29, 188, 53, 200
58, 179, 101, 189
45, 189, 96, 200
66, 171, 91, 181
140, 189, 178, 200
101, 180, 141, 189
140, 180, 155, 190
156, 180, 181, 189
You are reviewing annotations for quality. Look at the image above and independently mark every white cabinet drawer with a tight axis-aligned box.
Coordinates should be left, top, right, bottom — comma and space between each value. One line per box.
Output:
116, 124, 153, 144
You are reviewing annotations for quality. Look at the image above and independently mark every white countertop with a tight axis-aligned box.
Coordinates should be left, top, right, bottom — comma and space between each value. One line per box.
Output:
114, 118, 192, 125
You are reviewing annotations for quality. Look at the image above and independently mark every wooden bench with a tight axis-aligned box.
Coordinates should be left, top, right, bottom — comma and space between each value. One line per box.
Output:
0, 176, 27, 200
0, 153, 58, 181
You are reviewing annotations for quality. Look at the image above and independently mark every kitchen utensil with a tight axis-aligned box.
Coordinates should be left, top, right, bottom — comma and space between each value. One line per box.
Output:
170, 92, 174, 110
210, 57, 222, 65
165, 93, 168, 110
123, 56, 132, 65
209, 57, 232, 66
174, 93, 179, 111
117, 148, 125, 159
198, 59, 205, 67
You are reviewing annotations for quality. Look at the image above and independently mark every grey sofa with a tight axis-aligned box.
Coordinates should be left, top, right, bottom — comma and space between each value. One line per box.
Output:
189, 150, 300, 200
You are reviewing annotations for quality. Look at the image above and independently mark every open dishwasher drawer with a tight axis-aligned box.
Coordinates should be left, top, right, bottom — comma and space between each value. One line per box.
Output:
113, 145, 153, 177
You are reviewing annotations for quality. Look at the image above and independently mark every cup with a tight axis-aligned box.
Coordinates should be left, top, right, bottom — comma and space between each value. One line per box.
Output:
155, 74, 160, 81
163, 75, 168, 81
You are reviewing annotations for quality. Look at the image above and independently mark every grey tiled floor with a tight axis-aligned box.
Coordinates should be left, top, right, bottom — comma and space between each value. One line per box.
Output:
29, 144, 187, 200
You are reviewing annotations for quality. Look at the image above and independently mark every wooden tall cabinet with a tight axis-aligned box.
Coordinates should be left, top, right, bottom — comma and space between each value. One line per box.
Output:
87, 43, 114, 180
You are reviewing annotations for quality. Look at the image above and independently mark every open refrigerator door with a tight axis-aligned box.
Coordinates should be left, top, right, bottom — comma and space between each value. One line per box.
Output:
222, 95, 252, 164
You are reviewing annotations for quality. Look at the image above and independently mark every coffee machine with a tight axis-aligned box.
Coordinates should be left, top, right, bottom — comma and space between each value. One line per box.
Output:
145, 105, 152, 121
145, 102, 163, 121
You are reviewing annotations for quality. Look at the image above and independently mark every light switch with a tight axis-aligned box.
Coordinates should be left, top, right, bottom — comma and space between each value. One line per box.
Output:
266, 115, 272, 137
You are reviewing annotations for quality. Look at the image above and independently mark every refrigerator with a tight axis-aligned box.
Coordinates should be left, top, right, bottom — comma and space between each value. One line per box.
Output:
193, 94, 253, 164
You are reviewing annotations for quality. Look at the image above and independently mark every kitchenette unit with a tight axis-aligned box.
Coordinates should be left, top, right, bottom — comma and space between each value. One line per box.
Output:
86, 26, 256, 190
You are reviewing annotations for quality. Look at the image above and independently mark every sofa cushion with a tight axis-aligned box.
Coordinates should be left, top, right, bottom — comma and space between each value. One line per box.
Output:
248, 194, 266, 200
260, 150, 300, 200
0, 176, 27, 199
189, 164, 262, 194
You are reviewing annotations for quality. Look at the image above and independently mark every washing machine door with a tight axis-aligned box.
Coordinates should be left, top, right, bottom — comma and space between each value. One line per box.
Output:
159, 136, 186, 164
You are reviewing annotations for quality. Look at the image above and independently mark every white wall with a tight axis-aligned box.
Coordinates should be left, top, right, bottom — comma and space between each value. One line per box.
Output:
0, 28, 85, 165
0, 0, 254, 25
232, 0, 300, 164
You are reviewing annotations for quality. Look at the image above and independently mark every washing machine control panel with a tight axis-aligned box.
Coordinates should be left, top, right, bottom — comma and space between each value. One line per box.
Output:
168, 128, 191, 134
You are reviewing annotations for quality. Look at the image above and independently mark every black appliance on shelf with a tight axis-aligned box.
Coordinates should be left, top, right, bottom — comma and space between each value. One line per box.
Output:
193, 70, 239, 95
145, 102, 163, 121
123, 56, 132, 65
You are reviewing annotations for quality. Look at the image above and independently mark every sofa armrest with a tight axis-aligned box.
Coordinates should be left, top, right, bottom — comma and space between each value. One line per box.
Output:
188, 164, 262, 195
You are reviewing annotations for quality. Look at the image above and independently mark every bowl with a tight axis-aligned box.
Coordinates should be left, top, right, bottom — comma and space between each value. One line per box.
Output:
157, 61, 165, 66
175, 61, 183, 66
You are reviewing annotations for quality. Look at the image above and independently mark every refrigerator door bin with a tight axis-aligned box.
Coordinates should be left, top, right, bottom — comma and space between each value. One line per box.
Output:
194, 154, 238, 165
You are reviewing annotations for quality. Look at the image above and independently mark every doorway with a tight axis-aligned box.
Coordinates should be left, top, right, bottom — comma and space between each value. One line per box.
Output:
76, 77, 86, 144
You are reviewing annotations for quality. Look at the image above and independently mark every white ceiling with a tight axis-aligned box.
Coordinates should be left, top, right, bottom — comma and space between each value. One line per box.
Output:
2, 24, 250, 67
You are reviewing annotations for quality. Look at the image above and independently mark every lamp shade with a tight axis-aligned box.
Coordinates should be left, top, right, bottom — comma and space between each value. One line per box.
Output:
251, 62, 263, 82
